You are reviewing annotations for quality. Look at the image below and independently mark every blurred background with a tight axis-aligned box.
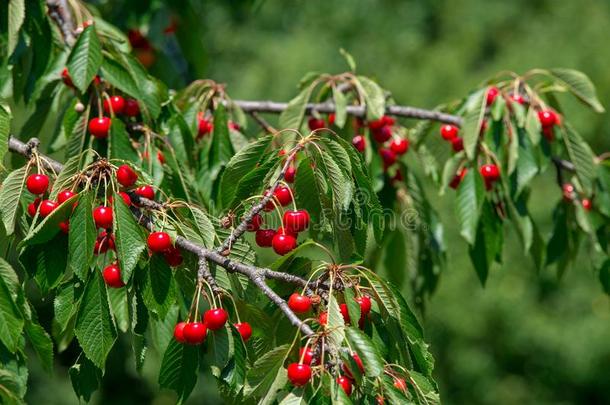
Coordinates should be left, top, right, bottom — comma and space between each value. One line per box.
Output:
25, 0, 610, 404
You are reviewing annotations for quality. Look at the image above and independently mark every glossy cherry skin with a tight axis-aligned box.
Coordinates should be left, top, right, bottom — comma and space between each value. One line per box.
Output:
308, 117, 325, 131
356, 296, 372, 316
440, 124, 459, 141
284, 166, 296, 183
26, 174, 49, 195
283, 210, 310, 233
39, 200, 58, 218
116, 164, 138, 187
486, 86, 499, 106
88, 117, 111, 139
538, 110, 558, 127
352, 135, 366, 152
339, 303, 351, 324
57, 189, 76, 204
197, 116, 213, 138
28, 198, 41, 217
163, 246, 183, 267
103, 95, 126, 115
124, 99, 140, 117
342, 353, 365, 379
93, 206, 113, 229
372, 126, 393, 143
116, 192, 131, 206
336, 376, 353, 396
102, 264, 125, 288
299, 347, 315, 365
382, 115, 395, 126
183, 322, 207, 344
61, 68, 73, 87
390, 138, 409, 155
148, 231, 172, 252
479, 164, 501, 182
174, 321, 187, 343
203, 308, 229, 331
451, 137, 464, 152
255, 229, 276, 247
246, 214, 262, 231
135, 185, 155, 200
327, 113, 335, 126
234, 322, 252, 341
582, 198, 592, 211
273, 186, 293, 206
287, 363, 311, 387
510, 93, 525, 105
562, 183, 575, 201
288, 293, 312, 313
271, 233, 297, 255
449, 168, 467, 189
379, 148, 397, 166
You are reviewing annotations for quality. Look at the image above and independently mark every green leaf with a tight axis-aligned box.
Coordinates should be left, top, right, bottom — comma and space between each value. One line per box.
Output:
142, 254, 176, 319
548, 68, 605, 113
356, 76, 386, 120
69, 191, 95, 280
259, 367, 288, 405
66, 25, 103, 93
0, 166, 27, 235
279, 83, 317, 129
7, 0, 25, 57
66, 104, 91, 159
327, 295, 346, 347
0, 258, 24, 353
113, 193, 146, 283
562, 125, 597, 194
332, 86, 348, 128
524, 107, 541, 146
340, 48, 357, 72
75, 271, 117, 368
219, 135, 272, 208
158, 339, 199, 403
189, 206, 216, 248
209, 103, 235, 176
49, 152, 87, 201
294, 158, 324, 227
109, 119, 138, 162
228, 153, 280, 209
469, 201, 503, 285
69, 356, 101, 402
0, 104, 11, 166
21, 238, 68, 293
100, 57, 141, 100
320, 150, 352, 211
24, 319, 54, 373
345, 328, 384, 377
54, 282, 76, 333
461, 90, 486, 159
456, 168, 485, 244
21, 193, 79, 246
107, 287, 129, 333
118, 53, 163, 119
245, 344, 290, 397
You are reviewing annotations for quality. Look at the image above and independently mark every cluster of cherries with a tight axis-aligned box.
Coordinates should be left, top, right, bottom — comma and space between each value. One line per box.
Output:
196, 113, 241, 141
173, 307, 252, 345
25, 172, 72, 233
562, 183, 593, 211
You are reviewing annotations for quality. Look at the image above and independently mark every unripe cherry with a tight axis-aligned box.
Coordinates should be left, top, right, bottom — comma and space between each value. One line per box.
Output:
203, 308, 229, 331
26, 174, 49, 195
288, 293, 311, 313
287, 363, 311, 387
88, 117, 111, 139
147, 231, 172, 252
93, 206, 113, 229
234, 322, 252, 341
102, 264, 125, 288
116, 164, 138, 187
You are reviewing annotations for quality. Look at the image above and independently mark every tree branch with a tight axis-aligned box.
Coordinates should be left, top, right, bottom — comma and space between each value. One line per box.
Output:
46, 0, 75, 46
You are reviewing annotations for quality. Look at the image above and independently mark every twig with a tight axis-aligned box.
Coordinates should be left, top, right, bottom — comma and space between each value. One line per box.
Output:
46, 0, 75, 46
249, 111, 276, 134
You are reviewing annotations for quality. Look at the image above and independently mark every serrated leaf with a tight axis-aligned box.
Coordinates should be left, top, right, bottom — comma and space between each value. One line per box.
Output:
21, 193, 79, 246
209, 103, 235, 176
469, 201, 503, 285
345, 328, 384, 377
109, 119, 138, 162
456, 168, 485, 244
189, 206, 216, 248
279, 84, 317, 129
66, 104, 90, 159
327, 295, 345, 347
69, 356, 101, 402
66, 25, 103, 93
8, 0, 25, 57
524, 106, 542, 146
158, 339, 199, 403
562, 125, 597, 194
113, 194, 146, 283
0, 258, 24, 353
0, 166, 27, 235
118, 53, 163, 119
69, 191, 95, 280
461, 90, 486, 159
228, 153, 280, 209
332, 86, 348, 128
107, 287, 129, 333
49, 152, 86, 201
245, 344, 290, 397
142, 255, 176, 319
548, 68, 605, 113
356, 76, 385, 120
320, 151, 352, 211
22, 238, 68, 293
75, 271, 117, 368
24, 319, 54, 373
0, 104, 11, 166
100, 57, 141, 100
294, 158, 324, 226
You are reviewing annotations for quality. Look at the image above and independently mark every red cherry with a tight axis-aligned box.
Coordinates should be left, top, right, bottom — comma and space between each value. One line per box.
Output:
285, 166, 296, 183
368, 117, 385, 131
542, 126, 555, 142
147, 231, 172, 253
229, 121, 241, 131
356, 296, 372, 316
117, 192, 131, 206
157, 151, 165, 164
562, 183, 575, 201
57, 189, 76, 204
382, 115, 395, 126
510, 94, 525, 105
486, 86, 499, 106
440, 125, 459, 141
342, 352, 365, 379
246, 214, 262, 231
174, 322, 187, 343
336, 376, 353, 396
391, 169, 403, 184
61, 68, 73, 87
372, 126, 392, 143
103, 95, 126, 115
538, 110, 558, 127
163, 246, 183, 267
352, 135, 366, 152
197, 116, 213, 139
39, 200, 58, 218
283, 210, 310, 233
272, 233, 297, 255
183, 322, 207, 344
299, 347, 315, 365
451, 137, 464, 152
339, 303, 351, 324
308, 117, 325, 131
582, 198, 592, 211
318, 311, 328, 325
376, 396, 386, 404
479, 164, 500, 183
390, 138, 409, 155
379, 148, 396, 166
479, 119, 488, 134
59, 221, 70, 234
255, 229, 276, 247
94, 231, 115, 254
88, 117, 111, 139
135, 185, 155, 200
102, 264, 125, 288
28, 198, 41, 217
287, 363, 311, 387
93, 206, 113, 229
26, 174, 49, 195
124, 99, 140, 117
449, 168, 467, 189
273, 186, 293, 206
203, 308, 229, 331
116, 164, 138, 187
234, 322, 252, 341
288, 293, 312, 313
394, 377, 408, 392
328, 113, 336, 126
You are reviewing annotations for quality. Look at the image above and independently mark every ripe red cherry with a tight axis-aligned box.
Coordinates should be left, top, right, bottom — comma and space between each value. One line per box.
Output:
39, 200, 58, 218
390, 138, 409, 155
327, 113, 335, 126
287, 363, 311, 387
339, 303, 351, 324
124, 98, 140, 117
103, 95, 126, 115
147, 231, 172, 253
163, 246, 183, 267
308, 117, 325, 131
538, 110, 558, 127
88, 117, 111, 139
368, 117, 385, 131
352, 135, 366, 152
157, 151, 165, 164
336, 376, 353, 395
26, 174, 49, 195
376, 396, 386, 404
283, 210, 310, 233
582, 198, 592, 211
203, 308, 229, 330
234, 322, 252, 341
288, 293, 312, 313
197, 116, 213, 138
449, 168, 467, 189
116, 192, 131, 206
379, 148, 397, 166
479, 164, 500, 183
272, 233, 297, 255
273, 186, 293, 206
28, 198, 41, 217
382, 115, 395, 126
255, 229, 276, 247
285, 166, 296, 183
562, 183, 575, 201
451, 137, 464, 152
510, 94, 525, 105
116, 164, 138, 187
486, 86, 499, 106
174, 321, 187, 343
59, 221, 70, 234
372, 126, 392, 143
299, 347, 315, 365
102, 264, 125, 288
246, 214, 262, 231
135, 185, 155, 200
183, 322, 207, 344
318, 311, 328, 325
229, 121, 241, 131
342, 353, 365, 379
542, 126, 554, 142
61, 68, 73, 87
440, 125, 459, 141
394, 377, 408, 392
93, 206, 113, 229
356, 296, 372, 316
57, 189, 76, 204
94, 231, 115, 254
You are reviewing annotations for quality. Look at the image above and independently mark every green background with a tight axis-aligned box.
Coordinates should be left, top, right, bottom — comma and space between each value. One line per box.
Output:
24, 0, 610, 404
